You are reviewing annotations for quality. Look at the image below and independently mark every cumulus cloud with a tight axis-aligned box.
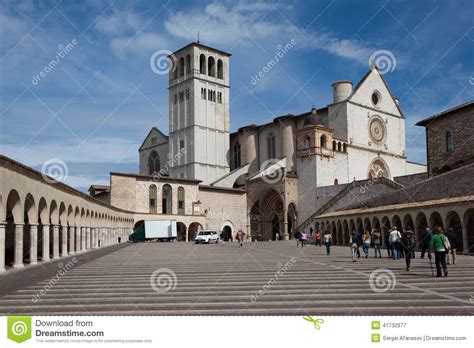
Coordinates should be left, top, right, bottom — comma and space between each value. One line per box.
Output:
94, 8, 142, 35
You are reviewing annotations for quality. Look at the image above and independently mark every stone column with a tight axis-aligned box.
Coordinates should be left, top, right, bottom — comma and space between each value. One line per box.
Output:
68, 226, 75, 254
75, 226, 81, 253
42, 224, 50, 261
282, 206, 289, 241
90, 228, 95, 249
29, 223, 38, 265
14, 223, 25, 268
81, 227, 86, 251
85, 227, 90, 250
52, 225, 60, 259
61, 225, 68, 257
0, 223, 6, 273
462, 223, 469, 255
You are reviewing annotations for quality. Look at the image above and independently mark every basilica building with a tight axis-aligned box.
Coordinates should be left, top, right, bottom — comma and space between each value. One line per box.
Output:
134, 42, 425, 241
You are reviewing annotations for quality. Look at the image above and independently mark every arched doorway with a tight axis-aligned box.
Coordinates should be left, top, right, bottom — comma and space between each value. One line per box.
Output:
271, 215, 281, 240
445, 211, 462, 251
176, 222, 187, 242
222, 225, 232, 241
188, 222, 203, 242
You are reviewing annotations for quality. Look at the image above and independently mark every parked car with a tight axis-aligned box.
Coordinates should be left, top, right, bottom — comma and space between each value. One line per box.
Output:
195, 230, 219, 244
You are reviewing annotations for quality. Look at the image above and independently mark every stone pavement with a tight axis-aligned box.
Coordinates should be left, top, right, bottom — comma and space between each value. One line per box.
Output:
0, 241, 473, 315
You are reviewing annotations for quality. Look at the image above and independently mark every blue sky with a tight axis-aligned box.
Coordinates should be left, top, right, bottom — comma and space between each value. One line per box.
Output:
1, 0, 473, 191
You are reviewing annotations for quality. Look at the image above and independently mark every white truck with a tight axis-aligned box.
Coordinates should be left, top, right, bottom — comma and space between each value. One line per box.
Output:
131, 220, 177, 242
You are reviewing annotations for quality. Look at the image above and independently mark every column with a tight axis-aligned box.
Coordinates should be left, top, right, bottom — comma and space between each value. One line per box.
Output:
29, 223, 38, 265
52, 224, 60, 259
86, 227, 90, 250
13, 223, 24, 268
0, 223, 6, 273
81, 227, 86, 251
75, 226, 81, 253
68, 226, 75, 254
90, 228, 95, 249
282, 206, 289, 241
462, 223, 469, 255
61, 225, 68, 257
42, 224, 50, 261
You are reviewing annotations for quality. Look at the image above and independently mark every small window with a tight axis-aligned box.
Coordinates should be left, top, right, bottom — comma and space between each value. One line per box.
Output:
174, 94, 177, 105
201, 88, 206, 100
334, 178, 338, 185
151, 137, 157, 145
372, 91, 381, 106
446, 131, 453, 152
179, 91, 184, 102
180, 140, 185, 149
185, 88, 190, 100
149, 198, 156, 208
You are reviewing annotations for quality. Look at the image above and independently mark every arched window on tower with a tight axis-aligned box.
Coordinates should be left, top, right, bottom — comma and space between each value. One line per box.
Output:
332, 140, 337, 151
148, 151, 160, 175
217, 59, 223, 79
177, 187, 185, 214
162, 184, 172, 214
208, 56, 215, 77
185, 54, 191, 76
233, 142, 241, 169
179, 57, 184, 77
267, 133, 276, 159
445, 131, 453, 152
149, 185, 157, 214
199, 54, 206, 74
320, 135, 327, 149
337, 142, 342, 152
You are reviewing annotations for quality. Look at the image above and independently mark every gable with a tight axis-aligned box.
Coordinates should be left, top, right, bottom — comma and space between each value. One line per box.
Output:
349, 68, 403, 117
139, 127, 169, 151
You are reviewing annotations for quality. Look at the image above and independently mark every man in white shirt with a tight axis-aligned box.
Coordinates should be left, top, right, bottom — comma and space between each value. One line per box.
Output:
389, 227, 401, 260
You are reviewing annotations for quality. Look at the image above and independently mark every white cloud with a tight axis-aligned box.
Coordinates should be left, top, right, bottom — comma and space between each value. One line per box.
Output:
110, 32, 168, 56
164, 1, 373, 64
95, 8, 142, 35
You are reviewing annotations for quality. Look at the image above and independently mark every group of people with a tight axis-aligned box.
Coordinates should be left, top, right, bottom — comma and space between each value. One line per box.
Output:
349, 225, 458, 277
294, 229, 333, 255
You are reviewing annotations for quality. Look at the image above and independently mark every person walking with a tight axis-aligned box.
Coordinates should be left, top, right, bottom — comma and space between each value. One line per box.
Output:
315, 230, 322, 247
401, 229, 416, 271
323, 232, 332, 255
384, 232, 391, 258
300, 231, 308, 248
428, 227, 449, 277
294, 230, 302, 248
389, 226, 401, 260
350, 231, 358, 262
420, 227, 432, 259
445, 228, 457, 265
372, 229, 382, 258
362, 231, 371, 258
236, 229, 245, 247
405, 226, 415, 258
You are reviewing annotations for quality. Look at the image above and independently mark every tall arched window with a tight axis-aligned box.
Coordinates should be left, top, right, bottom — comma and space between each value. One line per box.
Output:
233, 142, 241, 169
445, 131, 453, 152
185, 54, 191, 76
267, 133, 276, 159
149, 185, 157, 214
148, 151, 160, 175
217, 59, 223, 79
177, 187, 185, 214
199, 54, 206, 74
208, 56, 215, 77
320, 135, 327, 149
162, 185, 172, 214
179, 57, 184, 77
332, 140, 337, 150
337, 142, 342, 152
305, 136, 311, 149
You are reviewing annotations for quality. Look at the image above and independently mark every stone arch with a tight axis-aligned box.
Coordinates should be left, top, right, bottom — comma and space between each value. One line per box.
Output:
336, 220, 342, 245
337, 142, 342, 152
177, 186, 185, 215
355, 217, 363, 233
391, 214, 402, 231
320, 134, 327, 149
188, 222, 203, 242
149, 184, 157, 214
403, 213, 414, 231
220, 220, 234, 241
363, 217, 372, 232
381, 215, 391, 238
176, 222, 187, 242
415, 212, 428, 236
217, 59, 223, 79
343, 219, 349, 245
445, 210, 462, 251
462, 209, 474, 254
199, 54, 206, 74
185, 54, 191, 75
208, 56, 215, 77
178, 56, 184, 77
429, 211, 443, 230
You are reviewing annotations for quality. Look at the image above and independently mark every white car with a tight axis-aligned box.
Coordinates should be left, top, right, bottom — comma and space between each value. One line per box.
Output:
195, 230, 219, 244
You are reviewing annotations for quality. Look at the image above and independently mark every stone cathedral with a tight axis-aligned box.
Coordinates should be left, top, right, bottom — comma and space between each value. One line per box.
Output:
137, 42, 426, 241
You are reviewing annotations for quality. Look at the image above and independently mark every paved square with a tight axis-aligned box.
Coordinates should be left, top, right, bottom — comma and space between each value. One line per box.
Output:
1, 242, 473, 315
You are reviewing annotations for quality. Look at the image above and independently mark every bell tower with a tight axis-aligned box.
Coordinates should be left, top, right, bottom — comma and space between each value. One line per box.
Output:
168, 42, 231, 184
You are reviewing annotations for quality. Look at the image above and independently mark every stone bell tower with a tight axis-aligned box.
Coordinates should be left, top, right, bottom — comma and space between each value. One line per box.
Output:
167, 42, 231, 184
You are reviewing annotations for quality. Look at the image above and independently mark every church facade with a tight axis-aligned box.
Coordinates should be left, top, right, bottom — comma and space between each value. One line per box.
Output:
135, 42, 425, 241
